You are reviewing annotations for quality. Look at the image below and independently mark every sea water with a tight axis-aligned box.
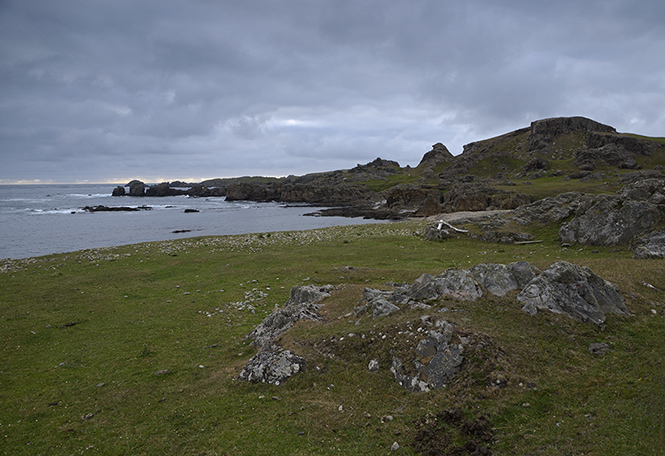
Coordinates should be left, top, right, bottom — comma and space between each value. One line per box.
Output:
0, 184, 384, 259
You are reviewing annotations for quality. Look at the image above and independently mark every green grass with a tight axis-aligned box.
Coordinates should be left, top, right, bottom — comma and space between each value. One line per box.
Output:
1, 222, 663, 455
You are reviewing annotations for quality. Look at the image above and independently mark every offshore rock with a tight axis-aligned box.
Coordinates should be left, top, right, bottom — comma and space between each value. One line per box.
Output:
246, 285, 333, 348
127, 180, 146, 196
517, 261, 630, 325
239, 346, 305, 385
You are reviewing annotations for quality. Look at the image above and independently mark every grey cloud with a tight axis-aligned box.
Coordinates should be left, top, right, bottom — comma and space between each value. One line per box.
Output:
0, 0, 663, 183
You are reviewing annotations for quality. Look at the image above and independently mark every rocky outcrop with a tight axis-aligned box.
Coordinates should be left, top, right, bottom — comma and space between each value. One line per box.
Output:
356, 261, 626, 325
409, 270, 484, 301
528, 116, 616, 152
441, 184, 532, 213
557, 178, 665, 246
127, 180, 146, 196
517, 261, 630, 325
633, 231, 665, 259
391, 321, 465, 392
240, 284, 333, 385
559, 195, 665, 246
245, 284, 333, 348
82, 205, 151, 212
238, 346, 306, 385
511, 192, 596, 226
468, 262, 539, 297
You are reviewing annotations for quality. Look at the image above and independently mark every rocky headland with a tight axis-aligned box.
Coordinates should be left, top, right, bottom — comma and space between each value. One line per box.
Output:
113, 116, 664, 254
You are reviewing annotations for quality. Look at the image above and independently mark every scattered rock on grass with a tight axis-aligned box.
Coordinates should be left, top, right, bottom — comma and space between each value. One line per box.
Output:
588, 342, 611, 356
239, 346, 305, 385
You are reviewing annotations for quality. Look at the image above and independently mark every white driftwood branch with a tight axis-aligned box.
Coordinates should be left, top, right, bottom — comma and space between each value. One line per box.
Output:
437, 220, 468, 233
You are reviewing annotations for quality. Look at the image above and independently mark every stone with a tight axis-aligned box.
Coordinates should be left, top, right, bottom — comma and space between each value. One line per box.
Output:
368, 359, 380, 372
409, 269, 483, 301
246, 285, 333, 347
588, 342, 611, 356
517, 261, 630, 325
559, 195, 665, 246
421, 343, 464, 389
355, 288, 401, 319
390, 357, 430, 393
469, 261, 539, 297
239, 346, 305, 385
127, 180, 146, 196
633, 231, 665, 259
512, 192, 596, 226
111, 185, 125, 196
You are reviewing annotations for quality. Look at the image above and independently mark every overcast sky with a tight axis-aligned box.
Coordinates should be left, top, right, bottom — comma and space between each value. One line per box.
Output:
1, 0, 663, 184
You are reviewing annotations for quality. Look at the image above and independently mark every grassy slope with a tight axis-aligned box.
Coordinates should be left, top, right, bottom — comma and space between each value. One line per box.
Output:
1, 222, 663, 455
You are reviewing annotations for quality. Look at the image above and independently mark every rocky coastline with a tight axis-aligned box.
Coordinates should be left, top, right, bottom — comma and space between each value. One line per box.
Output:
112, 116, 664, 254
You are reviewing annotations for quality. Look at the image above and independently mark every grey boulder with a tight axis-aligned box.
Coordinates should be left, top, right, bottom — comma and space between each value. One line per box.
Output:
517, 261, 630, 325
468, 261, 539, 297
239, 346, 305, 385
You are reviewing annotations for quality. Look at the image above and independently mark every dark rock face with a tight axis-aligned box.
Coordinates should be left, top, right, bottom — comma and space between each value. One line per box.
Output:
418, 143, 455, 169
127, 180, 145, 196
387, 187, 440, 210
529, 117, 616, 152
245, 285, 333, 348
238, 346, 306, 385
524, 157, 549, 172
442, 184, 531, 212
82, 205, 151, 212
111, 186, 125, 196
413, 193, 443, 217
517, 261, 630, 325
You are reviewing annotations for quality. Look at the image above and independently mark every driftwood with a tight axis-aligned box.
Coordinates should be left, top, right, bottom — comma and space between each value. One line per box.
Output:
436, 220, 469, 233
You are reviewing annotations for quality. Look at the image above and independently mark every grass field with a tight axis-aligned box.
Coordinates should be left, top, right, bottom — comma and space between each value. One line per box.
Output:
1, 221, 663, 455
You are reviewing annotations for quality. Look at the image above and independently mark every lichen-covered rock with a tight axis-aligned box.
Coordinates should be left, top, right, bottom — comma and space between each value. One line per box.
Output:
239, 347, 305, 385
559, 195, 665, 246
512, 192, 596, 225
390, 357, 430, 393
391, 326, 466, 392
517, 261, 630, 325
633, 231, 665, 259
246, 285, 333, 347
409, 269, 483, 301
355, 288, 401, 318
469, 261, 539, 297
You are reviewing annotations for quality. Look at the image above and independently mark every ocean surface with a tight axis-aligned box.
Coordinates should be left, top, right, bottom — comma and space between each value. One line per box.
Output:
0, 184, 384, 260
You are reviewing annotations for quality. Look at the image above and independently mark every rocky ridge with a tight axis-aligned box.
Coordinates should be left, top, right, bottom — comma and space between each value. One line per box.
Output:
239, 260, 629, 389
112, 116, 663, 228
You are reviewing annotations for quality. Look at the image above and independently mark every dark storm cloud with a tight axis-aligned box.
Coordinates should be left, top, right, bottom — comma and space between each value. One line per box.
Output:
0, 0, 663, 183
